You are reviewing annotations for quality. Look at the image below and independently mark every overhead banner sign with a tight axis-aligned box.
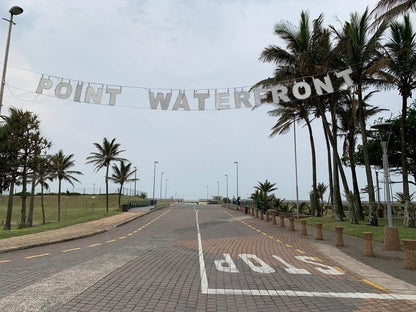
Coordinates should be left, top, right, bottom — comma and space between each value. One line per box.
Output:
34, 67, 353, 111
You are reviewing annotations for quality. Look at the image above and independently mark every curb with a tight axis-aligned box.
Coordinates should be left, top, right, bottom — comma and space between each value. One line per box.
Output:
0, 204, 171, 254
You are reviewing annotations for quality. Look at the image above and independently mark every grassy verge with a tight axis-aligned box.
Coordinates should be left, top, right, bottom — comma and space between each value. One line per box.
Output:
300, 215, 416, 243
0, 195, 149, 240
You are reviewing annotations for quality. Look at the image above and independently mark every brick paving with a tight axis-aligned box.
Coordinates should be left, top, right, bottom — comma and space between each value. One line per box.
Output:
0, 203, 415, 311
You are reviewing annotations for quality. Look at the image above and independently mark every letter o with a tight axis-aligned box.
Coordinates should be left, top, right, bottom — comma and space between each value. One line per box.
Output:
292, 81, 311, 100
55, 82, 73, 99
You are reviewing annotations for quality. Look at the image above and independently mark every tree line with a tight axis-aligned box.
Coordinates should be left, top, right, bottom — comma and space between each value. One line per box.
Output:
253, 1, 416, 227
0, 108, 137, 230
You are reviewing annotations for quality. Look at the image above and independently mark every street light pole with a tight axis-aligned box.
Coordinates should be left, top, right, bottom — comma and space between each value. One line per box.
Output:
217, 181, 219, 204
206, 185, 209, 202
293, 118, 300, 219
160, 172, 164, 199
134, 166, 137, 197
165, 179, 168, 199
381, 142, 393, 227
225, 174, 228, 202
152, 161, 158, 200
0, 6, 23, 115
234, 161, 239, 199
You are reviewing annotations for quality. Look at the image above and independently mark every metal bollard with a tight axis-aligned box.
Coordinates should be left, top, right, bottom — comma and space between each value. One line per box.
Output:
403, 239, 416, 270
315, 223, 323, 240
288, 217, 295, 231
363, 232, 374, 257
335, 226, 344, 247
300, 220, 307, 235
279, 215, 285, 227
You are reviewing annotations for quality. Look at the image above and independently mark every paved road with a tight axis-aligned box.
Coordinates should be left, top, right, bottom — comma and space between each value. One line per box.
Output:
0, 204, 414, 311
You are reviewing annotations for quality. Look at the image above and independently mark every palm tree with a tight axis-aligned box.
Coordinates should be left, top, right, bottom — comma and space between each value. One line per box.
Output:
86, 138, 126, 212
109, 161, 137, 207
316, 183, 328, 216
50, 151, 82, 222
376, 15, 416, 227
331, 8, 388, 226
36, 155, 53, 225
252, 179, 277, 211
372, 1, 416, 22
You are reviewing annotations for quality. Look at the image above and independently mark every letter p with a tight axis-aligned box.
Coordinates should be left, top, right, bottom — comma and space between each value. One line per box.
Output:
36, 77, 53, 94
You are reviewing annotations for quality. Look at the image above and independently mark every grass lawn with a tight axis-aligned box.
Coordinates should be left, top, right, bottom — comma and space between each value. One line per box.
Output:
300, 215, 416, 243
0, 194, 147, 239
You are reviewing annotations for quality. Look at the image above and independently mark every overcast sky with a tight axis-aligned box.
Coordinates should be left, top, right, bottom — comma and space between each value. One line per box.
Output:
0, 0, 412, 201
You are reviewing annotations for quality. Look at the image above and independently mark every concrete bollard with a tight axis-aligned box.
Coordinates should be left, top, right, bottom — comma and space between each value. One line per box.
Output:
272, 213, 276, 225
255, 209, 259, 218
279, 215, 285, 227
260, 210, 264, 220
363, 232, 374, 257
300, 220, 307, 235
403, 239, 416, 270
315, 223, 323, 240
266, 211, 270, 222
384, 226, 401, 251
251, 207, 254, 216
335, 226, 344, 247
288, 217, 295, 231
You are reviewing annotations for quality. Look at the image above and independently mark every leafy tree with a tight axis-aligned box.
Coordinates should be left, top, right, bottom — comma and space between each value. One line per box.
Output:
252, 179, 277, 211
86, 138, 126, 212
50, 151, 82, 222
109, 161, 137, 206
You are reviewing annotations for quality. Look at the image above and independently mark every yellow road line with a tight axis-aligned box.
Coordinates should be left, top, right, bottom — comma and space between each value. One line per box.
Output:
61, 248, 81, 253
106, 239, 117, 243
334, 266, 346, 273
118, 236, 127, 240
285, 244, 293, 248
296, 249, 306, 254
88, 243, 102, 248
25, 253, 50, 259
362, 279, 388, 291
0, 260, 11, 263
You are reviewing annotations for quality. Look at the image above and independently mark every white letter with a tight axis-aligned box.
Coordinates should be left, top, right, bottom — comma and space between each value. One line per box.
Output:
73, 83, 83, 102
292, 81, 312, 100
36, 78, 53, 94
149, 92, 171, 110
335, 67, 354, 87
172, 92, 190, 111
214, 253, 239, 273
271, 85, 290, 103
295, 256, 344, 275
313, 75, 334, 95
272, 256, 311, 274
239, 254, 275, 274
215, 92, 230, 110
84, 86, 103, 104
253, 89, 269, 107
106, 86, 122, 106
55, 82, 72, 99
194, 92, 209, 111
234, 90, 252, 108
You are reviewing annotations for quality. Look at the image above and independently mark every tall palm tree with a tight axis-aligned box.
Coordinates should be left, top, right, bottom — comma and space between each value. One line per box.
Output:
376, 15, 416, 227
51, 151, 82, 222
36, 155, 53, 225
316, 182, 328, 216
86, 138, 126, 212
331, 8, 388, 226
372, 0, 416, 22
109, 161, 137, 207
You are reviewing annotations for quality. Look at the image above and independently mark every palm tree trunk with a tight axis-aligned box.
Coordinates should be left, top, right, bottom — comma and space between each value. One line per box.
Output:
19, 161, 28, 228
4, 179, 15, 230
41, 185, 46, 225
106, 165, 109, 213
57, 179, 61, 222
348, 134, 364, 220
316, 99, 356, 223
323, 119, 334, 208
118, 183, 124, 207
401, 95, 414, 227
305, 119, 319, 216
27, 174, 36, 227
357, 85, 378, 226
331, 107, 345, 219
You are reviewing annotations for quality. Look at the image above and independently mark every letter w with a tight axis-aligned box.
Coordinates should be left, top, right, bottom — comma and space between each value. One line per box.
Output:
149, 92, 172, 110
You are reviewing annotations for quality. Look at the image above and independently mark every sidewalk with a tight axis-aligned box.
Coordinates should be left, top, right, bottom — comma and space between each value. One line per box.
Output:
0, 207, 154, 254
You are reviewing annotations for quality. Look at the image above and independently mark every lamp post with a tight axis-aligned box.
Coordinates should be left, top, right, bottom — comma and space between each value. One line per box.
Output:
371, 122, 400, 250
134, 166, 137, 196
217, 181, 220, 204
160, 172, 164, 199
234, 161, 239, 199
225, 174, 229, 203
152, 161, 158, 200
0, 6, 23, 115
206, 185, 209, 202
293, 117, 300, 219
165, 179, 168, 199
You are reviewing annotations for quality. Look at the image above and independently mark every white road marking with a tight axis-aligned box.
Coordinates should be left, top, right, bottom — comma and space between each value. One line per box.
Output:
196, 208, 416, 301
